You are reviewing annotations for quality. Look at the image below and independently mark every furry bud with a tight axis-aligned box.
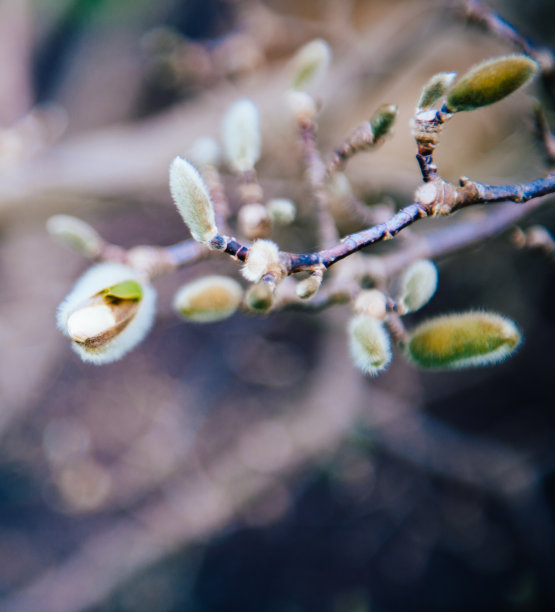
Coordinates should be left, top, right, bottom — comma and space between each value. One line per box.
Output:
289, 38, 331, 93
353, 290, 388, 320
187, 137, 222, 167
245, 282, 274, 312
238, 203, 271, 239
286, 91, 317, 125
266, 198, 296, 225
174, 275, 243, 323
398, 260, 438, 314
349, 315, 392, 376
446, 55, 539, 113
417, 72, 457, 110
221, 98, 261, 173
370, 104, 398, 141
406, 311, 521, 369
242, 240, 283, 283
169, 156, 218, 244
296, 271, 323, 300
46, 215, 103, 259
57, 263, 156, 365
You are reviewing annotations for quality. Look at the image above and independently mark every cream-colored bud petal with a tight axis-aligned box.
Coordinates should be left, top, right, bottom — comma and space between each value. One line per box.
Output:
242, 240, 282, 283
67, 304, 116, 343
398, 260, 438, 313
221, 98, 261, 173
174, 276, 243, 323
349, 315, 392, 376
169, 156, 218, 244
289, 38, 331, 93
46, 215, 103, 258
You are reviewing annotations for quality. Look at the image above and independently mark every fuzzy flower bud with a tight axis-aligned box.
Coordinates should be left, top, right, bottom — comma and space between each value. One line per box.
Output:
169, 156, 218, 244
266, 198, 296, 225
173, 275, 243, 323
370, 104, 398, 141
238, 203, 271, 239
406, 311, 521, 369
245, 282, 274, 312
446, 55, 539, 113
398, 260, 438, 314
221, 98, 261, 173
289, 38, 331, 93
349, 315, 392, 376
187, 136, 222, 168
417, 72, 457, 110
286, 91, 317, 125
353, 290, 388, 320
57, 263, 156, 365
242, 240, 283, 283
46, 215, 103, 259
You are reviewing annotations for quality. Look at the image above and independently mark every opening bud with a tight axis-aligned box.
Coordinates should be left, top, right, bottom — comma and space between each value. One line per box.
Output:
57, 263, 156, 365
417, 72, 457, 110
406, 311, 521, 369
266, 198, 296, 225
349, 315, 392, 376
46, 215, 103, 259
370, 104, 398, 142
446, 55, 539, 113
289, 38, 331, 93
169, 156, 218, 245
398, 259, 438, 314
221, 98, 261, 173
174, 275, 243, 323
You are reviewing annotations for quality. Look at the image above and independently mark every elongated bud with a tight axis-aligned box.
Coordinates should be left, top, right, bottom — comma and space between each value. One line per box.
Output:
286, 91, 318, 125
289, 38, 331, 93
174, 275, 243, 323
47, 215, 103, 259
445, 55, 539, 113
296, 269, 323, 300
242, 240, 284, 283
417, 72, 457, 110
169, 156, 218, 245
57, 263, 156, 365
245, 281, 274, 312
349, 315, 392, 376
187, 137, 222, 168
266, 198, 296, 225
370, 104, 398, 141
398, 260, 438, 314
354, 290, 388, 320
406, 311, 521, 369
238, 203, 271, 239
221, 98, 261, 173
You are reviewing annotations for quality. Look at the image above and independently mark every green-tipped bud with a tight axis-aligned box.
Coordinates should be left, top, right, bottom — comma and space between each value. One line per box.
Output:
406, 311, 521, 369
221, 98, 261, 173
398, 260, 438, 314
289, 38, 331, 93
266, 198, 296, 225
169, 156, 218, 245
370, 104, 398, 141
445, 55, 539, 113
46, 215, 103, 259
245, 282, 274, 312
417, 72, 457, 110
173, 275, 243, 323
349, 315, 392, 376
187, 137, 222, 168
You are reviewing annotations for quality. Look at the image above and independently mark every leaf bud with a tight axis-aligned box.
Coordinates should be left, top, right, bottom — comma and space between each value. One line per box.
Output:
245, 281, 274, 312
57, 263, 156, 365
353, 290, 388, 319
242, 239, 283, 283
406, 311, 521, 369
221, 98, 261, 173
289, 38, 331, 93
238, 203, 271, 239
169, 156, 218, 245
370, 104, 398, 141
417, 72, 457, 110
266, 198, 296, 225
46, 215, 103, 259
348, 315, 392, 376
398, 259, 438, 314
173, 275, 243, 323
296, 271, 323, 300
445, 55, 539, 113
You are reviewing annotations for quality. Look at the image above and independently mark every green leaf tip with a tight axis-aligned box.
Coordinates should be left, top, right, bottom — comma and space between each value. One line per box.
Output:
446, 55, 539, 113
104, 280, 143, 301
406, 311, 521, 370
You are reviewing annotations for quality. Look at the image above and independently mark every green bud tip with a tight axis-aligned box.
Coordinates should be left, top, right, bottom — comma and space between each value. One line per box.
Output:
245, 282, 274, 312
417, 72, 457, 110
173, 275, 243, 323
406, 311, 521, 369
446, 54, 539, 113
370, 104, 398, 141
289, 38, 331, 93
349, 314, 392, 376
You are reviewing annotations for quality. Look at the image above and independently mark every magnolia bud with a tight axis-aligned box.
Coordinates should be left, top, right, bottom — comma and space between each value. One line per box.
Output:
245, 282, 274, 312
46, 215, 103, 259
169, 156, 218, 245
398, 260, 438, 314
370, 104, 398, 141
353, 290, 388, 319
286, 91, 317, 125
57, 263, 156, 365
242, 240, 283, 283
238, 203, 271, 239
417, 72, 457, 110
221, 98, 261, 173
406, 311, 521, 369
348, 315, 392, 376
266, 198, 296, 225
173, 275, 243, 323
296, 272, 323, 300
187, 137, 222, 168
445, 55, 539, 113
289, 38, 331, 93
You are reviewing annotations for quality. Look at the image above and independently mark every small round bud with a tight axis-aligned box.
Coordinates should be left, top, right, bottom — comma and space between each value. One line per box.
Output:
370, 104, 398, 141
46, 215, 103, 259
398, 260, 438, 314
238, 203, 271, 239
446, 55, 539, 113
286, 91, 317, 125
245, 282, 274, 312
296, 273, 323, 300
221, 98, 261, 173
242, 240, 283, 283
417, 72, 457, 110
266, 198, 296, 225
348, 315, 392, 376
169, 156, 218, 244
174, 275, 243, 323
288, 38, 331, 93
406, 311, 522, 369
187, 137, 222, 168
353, 290, 388, 319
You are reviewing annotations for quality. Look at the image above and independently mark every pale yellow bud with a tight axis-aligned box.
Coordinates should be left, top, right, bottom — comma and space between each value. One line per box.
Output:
353, 290, 388, 319
286, 91, 317, 124
398, 260, 438, 313
238, 203, 271, 239
221, 98, 261, 173
187, 137, 222, 167
289, 38, 331, 93
266, 198, 296, 225
242, 240, 283, 283
296, 273, 323, 300
173, 275, 243, 323
349, 315, 392, 376
46, 215, 103, 259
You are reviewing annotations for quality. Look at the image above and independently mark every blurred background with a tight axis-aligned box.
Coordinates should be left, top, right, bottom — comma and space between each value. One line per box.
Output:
0, 0, 554, 610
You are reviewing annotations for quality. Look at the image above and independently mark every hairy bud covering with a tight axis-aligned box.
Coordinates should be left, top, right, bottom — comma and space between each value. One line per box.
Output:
348, 315, 392, 375
47, 215, 103, 259
174, 275, 243, 323
417, 72, 457, 110
370, 104, 398, 141
266, 198, 296, 225
221, 98, 261, 173
242, 240, 283, 283
289, 38, 331, 93
398, 260, 438, 313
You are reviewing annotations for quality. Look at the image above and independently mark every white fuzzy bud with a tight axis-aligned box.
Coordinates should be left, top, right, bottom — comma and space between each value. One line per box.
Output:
57, 263, 156, 365
242, 240, 282, 283
169, 156, 218, 244
221, 98, 261, 173
398, 260, 438, 313
349, 315, 392, 376
46, 215, 103, 259
174, 275, 243, 323
266, 198, 296, 225
286, 91, 317, 124
238, 203, 271, 239
289, 38, 331, 93
187, 137, 222, 167
353, 290, 388, 319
